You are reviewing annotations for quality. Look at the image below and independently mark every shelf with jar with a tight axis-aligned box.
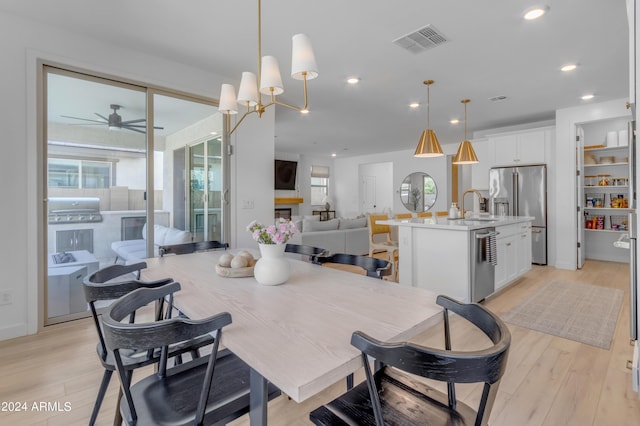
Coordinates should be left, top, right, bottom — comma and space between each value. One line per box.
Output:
584, 192, 629, 209
584, 213, 629, 232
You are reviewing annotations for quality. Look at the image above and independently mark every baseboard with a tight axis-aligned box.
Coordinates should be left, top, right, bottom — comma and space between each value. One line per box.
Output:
0, 323, 29, 341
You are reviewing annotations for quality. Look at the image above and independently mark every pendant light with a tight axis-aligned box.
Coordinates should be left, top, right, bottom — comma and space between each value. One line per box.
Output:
452, 99, 479, 164
414, 80, 444, 157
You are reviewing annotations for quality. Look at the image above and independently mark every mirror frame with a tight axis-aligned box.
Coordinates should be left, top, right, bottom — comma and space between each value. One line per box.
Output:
399, 172, 437, 212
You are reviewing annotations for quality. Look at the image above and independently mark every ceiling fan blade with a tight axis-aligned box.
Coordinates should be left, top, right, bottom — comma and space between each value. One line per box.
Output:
120, 118, 146, 125
124, 124, 165, 130
94, 113, 109, 121
121, 126, 146, 134
61, 115, 107, 124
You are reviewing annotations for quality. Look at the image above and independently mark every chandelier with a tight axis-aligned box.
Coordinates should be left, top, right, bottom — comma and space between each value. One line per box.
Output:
452, 99, 479, 164
218, 0, 318, 135
414, 80, 443, 157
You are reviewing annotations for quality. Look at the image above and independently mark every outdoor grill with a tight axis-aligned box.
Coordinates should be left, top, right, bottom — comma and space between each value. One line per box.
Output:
47, 197, 103, 224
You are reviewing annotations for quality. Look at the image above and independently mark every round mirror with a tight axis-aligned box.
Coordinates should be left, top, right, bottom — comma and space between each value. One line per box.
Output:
399, 172, 437, 212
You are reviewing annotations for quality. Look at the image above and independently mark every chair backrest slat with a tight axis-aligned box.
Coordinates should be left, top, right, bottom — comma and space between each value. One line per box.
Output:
315, 253, 392, 278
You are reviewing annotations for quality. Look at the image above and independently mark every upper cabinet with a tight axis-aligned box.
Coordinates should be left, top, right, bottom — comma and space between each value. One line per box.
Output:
470, 138, 492, 190
471, 126, 554, 190
492, 129, 547, 166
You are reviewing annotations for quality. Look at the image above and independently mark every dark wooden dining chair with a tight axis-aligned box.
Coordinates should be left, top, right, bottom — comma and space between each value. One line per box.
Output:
158, 240, 229, 257
309, 295, 511, 426
314, 253, 392, 279
101, 282, 280, 426
285, 243, 328, 261
83, 262, 212, 426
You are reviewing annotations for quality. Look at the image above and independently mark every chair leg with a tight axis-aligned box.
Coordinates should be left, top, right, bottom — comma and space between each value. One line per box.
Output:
113, 386, 123, 426
346, 373, 354, 390
89, 369, 113, 426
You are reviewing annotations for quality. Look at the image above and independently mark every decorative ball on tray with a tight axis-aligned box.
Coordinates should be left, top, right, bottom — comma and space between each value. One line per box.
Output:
215, 250, 256, 277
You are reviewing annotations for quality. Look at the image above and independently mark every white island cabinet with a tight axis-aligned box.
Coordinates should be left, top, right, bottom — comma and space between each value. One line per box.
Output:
379, 216, 533, 303
494, 222, 532, 290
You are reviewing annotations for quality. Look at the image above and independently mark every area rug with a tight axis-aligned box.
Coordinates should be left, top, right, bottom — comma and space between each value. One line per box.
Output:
501, 280, 624, 349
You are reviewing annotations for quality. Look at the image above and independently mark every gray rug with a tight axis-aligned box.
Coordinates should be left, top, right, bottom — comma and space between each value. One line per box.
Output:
501, 280, 624, 349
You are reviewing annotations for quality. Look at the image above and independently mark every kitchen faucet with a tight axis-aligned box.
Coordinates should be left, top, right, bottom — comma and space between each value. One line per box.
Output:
462, 189, 483, 217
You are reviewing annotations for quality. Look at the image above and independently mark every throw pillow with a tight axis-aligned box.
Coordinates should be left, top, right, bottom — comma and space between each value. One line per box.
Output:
303, 218, 340, 232
338, 217, 367, 229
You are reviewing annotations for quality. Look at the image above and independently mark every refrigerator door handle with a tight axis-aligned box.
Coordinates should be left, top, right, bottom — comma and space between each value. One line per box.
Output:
513, 171, 519, 216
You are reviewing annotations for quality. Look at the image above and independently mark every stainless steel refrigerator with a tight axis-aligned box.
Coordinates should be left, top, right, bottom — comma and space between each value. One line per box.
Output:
489, 164, 547, 265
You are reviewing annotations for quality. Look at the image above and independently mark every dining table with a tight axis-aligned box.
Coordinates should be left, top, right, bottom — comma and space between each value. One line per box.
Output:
141, 249, 443, 425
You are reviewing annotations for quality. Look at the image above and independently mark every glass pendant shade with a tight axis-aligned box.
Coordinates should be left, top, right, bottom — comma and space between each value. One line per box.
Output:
453, 140, 479, 164
219, 84, 238, 114
414, 130, 444, 157
237, 72, 259, 107
291, 34, 318, 80
260, 56, 284, 95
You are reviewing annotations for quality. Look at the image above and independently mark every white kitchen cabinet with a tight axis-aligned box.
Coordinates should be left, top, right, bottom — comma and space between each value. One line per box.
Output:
495, 233, 517, 290
516, 223, 532, 276
492, 129, 546, 166
470, 138, 493, 190
495, 222, 531, 290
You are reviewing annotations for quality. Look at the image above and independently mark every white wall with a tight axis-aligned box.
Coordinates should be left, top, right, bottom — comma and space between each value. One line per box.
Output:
554, 98, 630, 270
230, 108, 275, 250
333, 146, 456, 217
0, 11, 274, 340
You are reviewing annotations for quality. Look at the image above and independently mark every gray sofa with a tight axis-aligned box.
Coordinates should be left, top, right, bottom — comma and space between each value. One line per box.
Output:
111, 223, 192, 262
288, 217, 369, 256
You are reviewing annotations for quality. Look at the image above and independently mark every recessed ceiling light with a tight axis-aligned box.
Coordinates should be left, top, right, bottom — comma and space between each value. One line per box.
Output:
300, 109, 310, 114
347, 77, 359, 84
409, 102, 420, 109
450, 119, 459, 124
524, 6, 548, 20
210, 131, 217, 135
331, 153, 337, 157
561, 64, 577, 72
581, 94, 595, 100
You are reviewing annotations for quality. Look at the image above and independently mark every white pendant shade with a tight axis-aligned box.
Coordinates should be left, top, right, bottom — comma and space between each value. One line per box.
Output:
237, 72, 259, 107
218, 84, 238, 114
260, 55, 284, 95
291, 33, 318, 80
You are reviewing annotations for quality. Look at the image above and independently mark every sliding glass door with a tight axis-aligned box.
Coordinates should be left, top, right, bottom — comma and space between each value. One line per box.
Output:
43, 67, 225, 325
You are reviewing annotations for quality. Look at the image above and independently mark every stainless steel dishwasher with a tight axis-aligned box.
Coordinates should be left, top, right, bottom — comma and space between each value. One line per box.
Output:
470, 228, 496, 302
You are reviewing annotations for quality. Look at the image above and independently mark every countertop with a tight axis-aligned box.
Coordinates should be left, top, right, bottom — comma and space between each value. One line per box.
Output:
378, 215, 533, 231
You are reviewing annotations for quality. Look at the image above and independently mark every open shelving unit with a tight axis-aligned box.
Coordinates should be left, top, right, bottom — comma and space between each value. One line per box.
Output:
577, 117, 632, 264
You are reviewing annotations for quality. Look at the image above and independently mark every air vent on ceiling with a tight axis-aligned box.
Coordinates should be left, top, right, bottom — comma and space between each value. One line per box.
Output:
393, 24, 449, 54
489, 95, 508, 102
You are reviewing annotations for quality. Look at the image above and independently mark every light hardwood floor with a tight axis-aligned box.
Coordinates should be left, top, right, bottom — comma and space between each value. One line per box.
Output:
1, 260, 639, 425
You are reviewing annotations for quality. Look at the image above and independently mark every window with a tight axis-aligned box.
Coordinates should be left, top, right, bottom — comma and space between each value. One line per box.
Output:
48, 158, 111, 188
310, 165, 330, 205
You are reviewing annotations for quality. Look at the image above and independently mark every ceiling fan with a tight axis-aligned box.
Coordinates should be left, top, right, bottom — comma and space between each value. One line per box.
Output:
61, 104, 163, 134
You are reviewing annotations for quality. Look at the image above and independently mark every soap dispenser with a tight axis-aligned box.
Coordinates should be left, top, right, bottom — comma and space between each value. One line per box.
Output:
449, 202, 459, 218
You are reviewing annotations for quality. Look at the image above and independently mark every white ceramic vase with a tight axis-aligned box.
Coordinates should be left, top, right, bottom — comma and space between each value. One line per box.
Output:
254, 243, 290, 285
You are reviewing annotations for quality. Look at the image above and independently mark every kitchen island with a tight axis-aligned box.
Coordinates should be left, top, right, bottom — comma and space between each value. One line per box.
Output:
378, 215, 533, 302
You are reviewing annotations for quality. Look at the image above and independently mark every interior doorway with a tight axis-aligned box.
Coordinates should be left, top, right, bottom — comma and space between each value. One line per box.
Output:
359, 162, 393, 213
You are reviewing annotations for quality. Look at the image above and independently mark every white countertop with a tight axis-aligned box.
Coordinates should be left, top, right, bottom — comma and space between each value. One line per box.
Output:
378, 215, 533, 231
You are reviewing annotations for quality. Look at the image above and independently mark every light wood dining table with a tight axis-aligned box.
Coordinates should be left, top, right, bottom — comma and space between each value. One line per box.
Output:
142, 249, 443, 425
